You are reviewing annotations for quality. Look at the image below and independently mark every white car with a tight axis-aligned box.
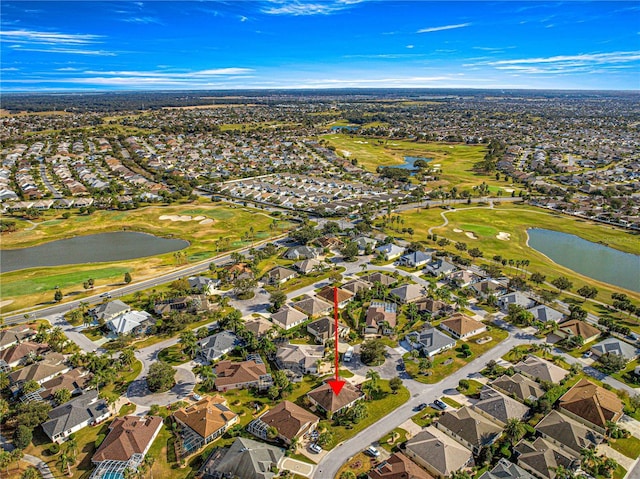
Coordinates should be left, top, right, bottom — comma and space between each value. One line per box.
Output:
309, 443, 322, 454
365, 446, 380, 457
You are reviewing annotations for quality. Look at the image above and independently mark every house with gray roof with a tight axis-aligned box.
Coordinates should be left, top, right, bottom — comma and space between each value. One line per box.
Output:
424, 258, 457, 277
292, 258, 321, 274
106, 310, 153, 336
406, 327, 456, 357
436, 406, 502, 454
498, 292, 536, 312
590, 337, 639, 362
471, 386, 530, 426
479, 458, 536, 479
389, 284, 427, 304
490, 373, 544, 402
188, 276, 220, 295
264, 266, 297, 285
199, 437, 284, 479
275, 343, 324, 376
306, 317, 350, 344
89, 300, 131, 324
283, 245, 321, 260
399, 250, 432, 268
197, 331, 242, 363
404, 427, 473, 478
515, 437, 577, 479
42, 390, 111, 443
527, 304, 564, 323
292, 295, 333, 317
353, 236, 377, 254
270, 306, 308, 330
375, 243, 405, 261
534, 410, 603, 457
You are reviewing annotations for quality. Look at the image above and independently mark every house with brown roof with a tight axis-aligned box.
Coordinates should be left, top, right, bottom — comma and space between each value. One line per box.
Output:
558, 378, 624, 433
0, 325, 36, 351
0, 341, 49, 368
247, 400, 319, 445
264, 266, 297, 285
173, 395, 238, 455
342, 278, 372, 296
245, 317, 273, 337
389, 284, 427, 304
92, 415, 163, 466
534, 410, 603, 456
404, 427, 473, 478
306, 317, 350, 344
514, 437, 576, 479
415, 298, 452, 318
490, 373, 544, 402
270, 306, 308, 330
306, 381, 364, 416
275, 343, 324, 376
368, 452, 433, 479
316, 286, 354, 308
362, 272, 396, 286
292, 295, 333, 317
364, 301, 397, 337
214, 355, 273, 392
555, 319, 601, 344
439, 314, 486, 340
154, 294, 212, 317
22, 368, 92, 403
435, 406, 502, 454
9, 352, 70, 388
514, 355, 569, 384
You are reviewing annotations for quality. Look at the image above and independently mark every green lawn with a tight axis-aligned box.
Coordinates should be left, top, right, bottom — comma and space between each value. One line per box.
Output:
411, 407, 441, 427
457, 379, 485, 397
441, 396, 463, 409
378, 428, 407, 452
157, 344, 191, 366
609, 435, 640, 459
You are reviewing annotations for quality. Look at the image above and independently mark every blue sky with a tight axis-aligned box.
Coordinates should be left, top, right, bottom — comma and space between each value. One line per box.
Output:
2, 1, 639, 91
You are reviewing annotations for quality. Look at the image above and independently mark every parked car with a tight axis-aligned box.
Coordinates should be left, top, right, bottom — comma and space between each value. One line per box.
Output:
414, 403, 427, 411
582, 351, 592, 358
433, 399, 448, 410
309, 443, 322, 454
100, 293, 112, 298
365, 446, 380, 457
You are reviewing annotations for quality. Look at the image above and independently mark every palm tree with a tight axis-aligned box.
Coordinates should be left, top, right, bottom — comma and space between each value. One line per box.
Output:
455, 295, 469, 311
58, 451, 73, 476
366, 370, 380, 384
362, 380, 380, 401
504, 418, 526, 445
289, 436, 299, 452
581, 448, 598, 469
179, 330, 198, 359
119, 347, 136, 371
406, 302, 419, 322
198, 365, 216, 391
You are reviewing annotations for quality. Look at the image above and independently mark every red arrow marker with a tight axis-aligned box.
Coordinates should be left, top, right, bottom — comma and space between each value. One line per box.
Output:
328, 285, 346, 396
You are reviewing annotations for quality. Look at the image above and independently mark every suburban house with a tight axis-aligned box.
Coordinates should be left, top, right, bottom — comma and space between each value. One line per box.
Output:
367, 452, 433, 479
389, 284, 427, 304
404, 427, 474, 478
514, 355, 569, 383
342, 278, 373, 296
92, 415, 163, 468
283, 245, 321, 260
292, 258, 321, 274
245, 317, 273, 337
198, 437, 284, 479
479, 458, 536, 479
224, 263, 254, 281
106, 310, 153, 336
534, 410, 603, 456
22, 368, 92, 403
558, 378, 624, 433
435, 406, 502, 455
154, 294, 212, 317
353, 236, 377, 254
173, 395, 238, 455
275, 343, 324, 376
490, 373, 544, 402
375, 243, 405, 261
270, 306, 308, 331
471, 279, 507, 298
424, 258, 457, 277
42, 390, 111, 443
292, 295, 333, 317
188, 276, 220, 295
399, 250, 432, 268
9, 352, 70, 388
527, 304, 564, 323
447, 270, 481, 288
214, 355, 273, 392
555, 319, 601, 344
514, 436, 577, 479
406, 327, 456, 357
590, 337, 639, 362
0, 325, 36, 351
415, 298, 452, 317
471, 386, 530, 426
247, 400, 319, 445
306, 317, 350, 344
362, 272, 396, 286
306, 381, 364, 416
364, 301, 397, 336
0, 341, 49, 368
439, 313, 486, 340
89, 300, 131, 324
264, 266, 297, 285
316, 286, 354, 308
197, 331, 242, 363
498, 292, 536, 312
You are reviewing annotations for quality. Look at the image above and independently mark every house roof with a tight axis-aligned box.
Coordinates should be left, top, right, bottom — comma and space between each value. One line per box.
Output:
368, 452, 433, 479
107, 310, 151, 335
266, 266, 296, 280
307, 381, 363, 413
527, 305, 564, 323
215, 357, 269, 389
400, 251, 432, 264
38, 368, 92, 401
173, 396, 237, 439
316, 286, 354, 304
341, 278, 372, 294
437, 407, 502, 448
284, 245, 321, 260
490, 373, 544, 402
415, 298, 448, 314
591, 338, 639, 361
276, 343, 324, 369
472, 386, 530, 424
514, 437, 575, 479
93, 415, 163, 463
389, 284, 426, 302
42, 391, 109, 439
557, 319, 600, 340
270, 306, 308, 327
198, 331, 241, 360
405, 427, 473, 476
255, 401, 319, 441
440, 313, 485, 337
89, 300, 130, 320
559, 378, 624, 429
200, 437, 284, 479
535, 410, 603, 454
366, 302, 397, 329
409, 327, 456, 356
292, 259, 320, 274
9, 353, 68, 384
0, 341, 49, 365
478, 458, 536, 479
498, 292, 535, 309
306, 317, 349, 339
292, 295, 333, 316
514, 355, 569, 383
362, 272, 396, 286
0, 325, 36, 349
245, 317, 273, 337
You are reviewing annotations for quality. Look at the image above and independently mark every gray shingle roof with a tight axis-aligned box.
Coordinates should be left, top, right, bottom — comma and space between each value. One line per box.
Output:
472, 386, 530, 425
198, 331, 241, 362
200, 437, 284, 479
42, 390, 109, 440
478, 458, 536, 479
405, 428, 473, 476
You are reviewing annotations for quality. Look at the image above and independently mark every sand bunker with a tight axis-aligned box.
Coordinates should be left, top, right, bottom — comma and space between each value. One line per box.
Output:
159, 214, 213, 224
193, 215, 205, 221
503, 188, 515, 193
465, 232, 478, 239
354, 141, 369, 144
496, 232, 511, 241
0, 300, 14, 308
199, 219, 214, 225
341, 150, 351, 157
453, 228, 463, 233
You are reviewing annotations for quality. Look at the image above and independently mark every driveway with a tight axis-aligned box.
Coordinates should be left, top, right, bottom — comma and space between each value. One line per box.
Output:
229, 287, 271, 315
344, 345, 404, 381
280, 458, 315, 478
127, 365, 196, 407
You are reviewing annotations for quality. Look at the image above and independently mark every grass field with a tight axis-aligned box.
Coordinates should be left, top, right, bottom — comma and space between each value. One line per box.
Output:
391, 203, 640, 303
0, 200, 294, 313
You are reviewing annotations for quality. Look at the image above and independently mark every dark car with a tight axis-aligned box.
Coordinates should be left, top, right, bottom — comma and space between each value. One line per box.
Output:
414, 403, 427, 411
433, 399, 448, 410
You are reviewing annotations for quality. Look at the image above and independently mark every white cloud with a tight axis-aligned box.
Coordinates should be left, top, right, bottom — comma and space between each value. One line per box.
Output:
487, 51, 640, 66
406, 45, 414, 49
82, 68, 254, 78
0, 29, 103, 45
122, 16, 163, 25
417, 23, 471, 34
261, 0, 364, 16
240, 15, 248, 22
9, 45, 115, 56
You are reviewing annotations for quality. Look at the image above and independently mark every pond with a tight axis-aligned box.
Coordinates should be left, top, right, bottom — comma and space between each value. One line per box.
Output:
330, 125, 360, 131
527, 228, 640, 292
391, 156, 432, 175
1, 232, 190, 272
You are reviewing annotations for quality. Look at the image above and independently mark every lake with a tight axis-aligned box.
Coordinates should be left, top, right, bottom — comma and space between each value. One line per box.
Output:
527, 228, 640, 292
390, 156, 432, 175
1, 232, 190, 273
330, 125, 360, 131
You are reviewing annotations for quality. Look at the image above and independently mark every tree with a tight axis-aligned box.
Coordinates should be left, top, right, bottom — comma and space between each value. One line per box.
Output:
124, 272, 132, 284
341, 241, 359, 261
360, 339, 386, 366
389, 377, 402, 394
119, 347, 136, 371
317, 431, 334, 448
455, 242, 467, 252
13, 425, 33, 449
340, 472, 356, 479
568, 304, 588, 321
146, 361, 176, 393
15, 400, 52, 429
598, 353, 627, 374
551, 276, 573, 291
22, 380, 41, 394
53, 388, 72, 406
530, 272, 546, 285
269, 289, 287, 312
233, 277, 257, 299
468, 247, 483, 258
577, 285, 598, 300
54, 289, 63, 302
20, 467, 40, 479
198, 365, 217, 391
504, 418, 526, 445
179, 330, 198, 359
366, 370, 380, 384
629, 394, 640, 412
